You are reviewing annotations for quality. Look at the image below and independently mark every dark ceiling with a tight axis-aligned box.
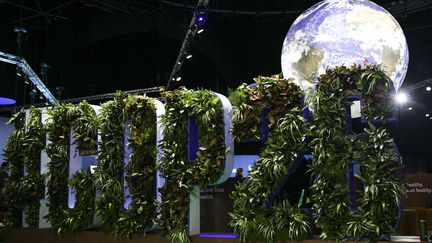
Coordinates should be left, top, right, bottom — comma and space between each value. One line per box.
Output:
1, 0, 431, 99
0, 0, 432, 167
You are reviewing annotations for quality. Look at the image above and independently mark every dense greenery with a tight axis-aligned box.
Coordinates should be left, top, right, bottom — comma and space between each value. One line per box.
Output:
45, 101, 98, 233
3, 110, 26, 226
348, 124, 404, 242
3, 69, 404, 242
3, 108, 45, 227
308, 64, 404, 242
96, 93, 157, 238
95, 93, 126, 235
229, 76, 310, 242
158, 88, 226, 243
45, 103, 73, 229
229, 75, 303, 141
21, 108, 45, 226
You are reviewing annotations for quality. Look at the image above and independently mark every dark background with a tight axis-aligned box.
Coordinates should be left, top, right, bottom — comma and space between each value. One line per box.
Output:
0, 0, 432, 169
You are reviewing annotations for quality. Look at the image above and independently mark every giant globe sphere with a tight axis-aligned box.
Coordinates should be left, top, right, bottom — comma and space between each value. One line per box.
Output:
281, 0, 409, 91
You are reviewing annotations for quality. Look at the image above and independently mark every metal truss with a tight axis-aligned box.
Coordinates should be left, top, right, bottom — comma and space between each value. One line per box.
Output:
0, 51, 58, 104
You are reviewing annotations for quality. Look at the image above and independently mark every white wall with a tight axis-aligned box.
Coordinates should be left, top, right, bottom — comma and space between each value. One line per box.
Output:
0, 117, 13, 165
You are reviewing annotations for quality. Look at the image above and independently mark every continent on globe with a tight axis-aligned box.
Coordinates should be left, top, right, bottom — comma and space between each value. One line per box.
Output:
281, 0, 409, 91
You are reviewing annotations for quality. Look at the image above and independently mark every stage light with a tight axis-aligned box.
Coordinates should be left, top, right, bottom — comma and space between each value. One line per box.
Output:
197, 29, 204, 34
176, 77, 182, 81
14, 26, 28, 34
196, 12, 206, 25
186, 54, 192, 59
408, 107, 413, 110
0, 97, 16, 105
395, 92, 408, 104
427, 86, 431, 91
426, 114, 430, 117
24, 77, 29, 85
177, 61, 182, 65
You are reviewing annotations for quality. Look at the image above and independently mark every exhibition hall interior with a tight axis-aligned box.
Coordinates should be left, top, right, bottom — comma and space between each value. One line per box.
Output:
0, 0, 432, 242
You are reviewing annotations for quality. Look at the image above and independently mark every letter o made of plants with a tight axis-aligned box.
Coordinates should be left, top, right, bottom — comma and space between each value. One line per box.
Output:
96, 94, 160, 238
45, 101, 98, 233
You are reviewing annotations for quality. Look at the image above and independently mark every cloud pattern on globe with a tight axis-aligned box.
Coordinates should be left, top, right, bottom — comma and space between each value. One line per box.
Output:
281, 0, 409, 91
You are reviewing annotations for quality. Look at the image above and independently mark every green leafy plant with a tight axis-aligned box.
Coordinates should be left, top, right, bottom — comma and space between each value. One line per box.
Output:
3, 110, 26, 226
3, 108, 45, 227
308, 64, 404, 242
229, 76, 310, 242
158, 88, 226, 243
45, 101, 98, 233
229, 75, 303, 141
45, 103, 73, 229
58, 171, 96, 233
96, 93, 157, 238
21, 108, 45, 226
95, 93, 126, 235
347, 123, 405, 242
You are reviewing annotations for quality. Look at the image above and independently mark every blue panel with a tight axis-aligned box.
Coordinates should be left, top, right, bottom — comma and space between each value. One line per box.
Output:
188, 116, 199, 161
123, 122, 132, 209
232, 155, 260, 177
260, 108, 270, 141
81, 156, 96, 174
0, 117, 14, 164
199, 233, 237, 239
302, 95, 311, 144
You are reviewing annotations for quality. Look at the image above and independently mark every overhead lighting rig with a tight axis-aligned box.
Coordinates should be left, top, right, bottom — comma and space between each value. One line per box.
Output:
166, 0, 210, 90
0, 51, 58, 104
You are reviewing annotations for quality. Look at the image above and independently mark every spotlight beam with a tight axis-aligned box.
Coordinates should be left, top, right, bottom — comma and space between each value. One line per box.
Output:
0, 51, 58, 104
166, 0, 210, 90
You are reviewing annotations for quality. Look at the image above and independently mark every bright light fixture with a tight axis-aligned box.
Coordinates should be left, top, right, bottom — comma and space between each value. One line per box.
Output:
408, 107, 413, 110
427, 86, 432, 91
176, 77, 182, 81
395, 92, 408, 104
186, 54, 193, 59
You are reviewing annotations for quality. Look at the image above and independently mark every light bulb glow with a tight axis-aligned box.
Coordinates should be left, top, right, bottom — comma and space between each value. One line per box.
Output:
395, 92, 408, 104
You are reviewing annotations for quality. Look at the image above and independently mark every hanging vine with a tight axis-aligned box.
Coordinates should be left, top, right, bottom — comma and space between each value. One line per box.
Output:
45, 101, 98, 233
3, 110, 26, 226
229, 75, 310, 242
3, 108, 45, 227
96, 93, 158, 238
308, 64, 405, 242
158, 88, 226, 243
45, 103, 72, 229
21, 108, 45, 226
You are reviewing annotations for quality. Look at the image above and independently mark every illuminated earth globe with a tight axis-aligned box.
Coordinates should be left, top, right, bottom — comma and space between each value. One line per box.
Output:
281, 0, 409, 91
